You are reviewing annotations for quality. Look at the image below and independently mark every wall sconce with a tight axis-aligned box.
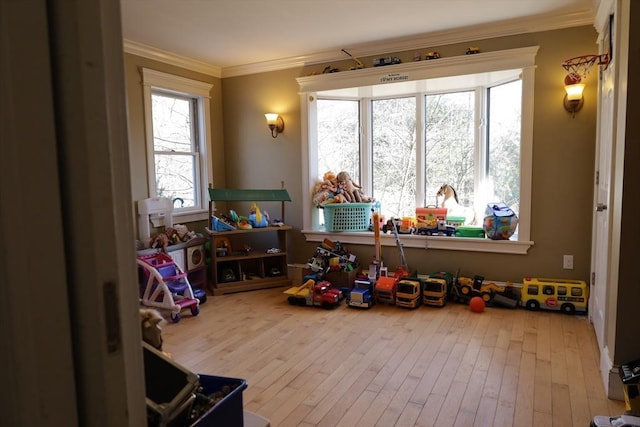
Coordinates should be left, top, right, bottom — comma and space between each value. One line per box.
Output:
563, 75, 585, 117
561, 54, 609, 118
265, 113, 284, 138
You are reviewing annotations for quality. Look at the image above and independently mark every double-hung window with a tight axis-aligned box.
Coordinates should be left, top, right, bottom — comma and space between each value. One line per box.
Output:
141, 68, 213, 221
299, 47, 537, 254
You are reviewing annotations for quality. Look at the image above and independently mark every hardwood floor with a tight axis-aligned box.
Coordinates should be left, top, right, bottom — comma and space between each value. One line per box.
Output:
161, 287, 625, 426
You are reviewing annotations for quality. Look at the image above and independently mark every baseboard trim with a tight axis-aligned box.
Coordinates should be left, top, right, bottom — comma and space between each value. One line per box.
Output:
601, 346, 625, 400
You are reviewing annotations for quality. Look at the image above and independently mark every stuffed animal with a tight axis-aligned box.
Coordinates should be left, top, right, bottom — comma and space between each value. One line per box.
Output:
312, 170, 343, 207
140, 308, 164, 350
248, 203, 269, 227
336, 171, 363, 202
312, 170, 374, 206
173, 223, 196, 242
150, 233, 170, 252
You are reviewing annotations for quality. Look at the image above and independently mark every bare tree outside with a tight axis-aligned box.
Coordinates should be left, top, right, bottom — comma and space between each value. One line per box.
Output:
314, 77, 522, 228
152, 93, 198, 207
488, 80, 521, 213
317, 99, 360, 183
372, 97, 417, 218
425, 91, 475, 206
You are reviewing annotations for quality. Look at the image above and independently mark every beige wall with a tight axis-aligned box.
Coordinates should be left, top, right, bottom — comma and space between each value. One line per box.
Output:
123, 25, 600, 284
217, 25, 600, 283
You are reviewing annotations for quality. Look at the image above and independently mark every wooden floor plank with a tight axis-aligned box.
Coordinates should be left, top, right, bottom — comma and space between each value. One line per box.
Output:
355, 388, 395, 427
454, 365, 487, 426
393, 401, 423, 427
415, 393, 446, 427
493, 364, 519, 427
514, 351, 536, 427
433, 380, 469, 426
551, 382, 573, 427
335, 389, 379, 427
534, 359, 552, 415
158, 287, 625, 426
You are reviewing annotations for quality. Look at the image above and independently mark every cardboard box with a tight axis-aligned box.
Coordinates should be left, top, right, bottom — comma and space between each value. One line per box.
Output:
287, 263, 313, 285
325, 268, 361, 288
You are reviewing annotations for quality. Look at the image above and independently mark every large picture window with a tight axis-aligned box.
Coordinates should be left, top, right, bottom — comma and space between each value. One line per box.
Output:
300, 47, 537, 253
141, 69, 213, 221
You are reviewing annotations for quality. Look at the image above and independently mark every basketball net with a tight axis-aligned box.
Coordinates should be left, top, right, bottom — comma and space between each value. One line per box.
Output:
562, 54, 610, 82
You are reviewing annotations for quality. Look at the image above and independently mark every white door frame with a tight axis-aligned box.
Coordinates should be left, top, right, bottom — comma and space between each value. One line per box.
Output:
590, 0, 630, 399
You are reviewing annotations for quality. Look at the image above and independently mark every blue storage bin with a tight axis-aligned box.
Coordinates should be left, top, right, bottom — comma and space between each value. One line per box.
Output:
191, 375, 247, 427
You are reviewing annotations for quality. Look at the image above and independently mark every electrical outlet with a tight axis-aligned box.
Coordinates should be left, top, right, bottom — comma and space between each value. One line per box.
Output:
563, 255, 574, 269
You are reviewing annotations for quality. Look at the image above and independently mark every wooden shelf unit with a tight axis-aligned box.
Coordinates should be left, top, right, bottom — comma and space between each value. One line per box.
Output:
206, 185, 292, 296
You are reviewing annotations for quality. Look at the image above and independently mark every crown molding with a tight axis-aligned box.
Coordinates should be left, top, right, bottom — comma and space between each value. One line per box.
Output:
125, 9, 594, 79
295, 46, 539, 93
222, 9, 593, 77
123, 40, 222, 78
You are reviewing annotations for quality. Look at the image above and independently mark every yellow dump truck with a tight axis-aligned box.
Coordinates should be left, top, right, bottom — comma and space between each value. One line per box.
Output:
457, 275, 515, 303
421, 271, 454, 307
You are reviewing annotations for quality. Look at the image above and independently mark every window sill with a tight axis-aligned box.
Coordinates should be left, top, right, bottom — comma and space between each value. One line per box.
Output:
302, 229, 533, 255
173, 209, 208, 224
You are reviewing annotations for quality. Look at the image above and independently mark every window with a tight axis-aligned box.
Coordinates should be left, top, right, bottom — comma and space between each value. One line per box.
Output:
299, 47, 537, 254
372, 97, 417, 218
317, 99, 360, 183
142, 68, 213, 221
316, 79, 521, 225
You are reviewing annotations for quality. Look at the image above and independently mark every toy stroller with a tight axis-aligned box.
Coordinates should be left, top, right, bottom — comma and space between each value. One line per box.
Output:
137, 252, 200, 323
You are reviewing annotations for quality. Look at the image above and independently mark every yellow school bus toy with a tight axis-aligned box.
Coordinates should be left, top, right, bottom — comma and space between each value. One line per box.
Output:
521, 277, 588, 314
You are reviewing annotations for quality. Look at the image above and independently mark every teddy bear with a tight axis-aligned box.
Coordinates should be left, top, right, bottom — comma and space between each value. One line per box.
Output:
149, 232, 170, 252
173, 223, 196, 242
140, 308, 164, 350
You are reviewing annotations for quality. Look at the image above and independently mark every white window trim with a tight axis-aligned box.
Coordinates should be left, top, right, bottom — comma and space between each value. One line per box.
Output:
298, 47, 537, 254
141, 68, 213, 222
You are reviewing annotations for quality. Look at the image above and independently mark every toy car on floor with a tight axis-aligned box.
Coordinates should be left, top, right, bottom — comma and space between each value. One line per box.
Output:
347, 279, 375, 308
284, 279, 341, 309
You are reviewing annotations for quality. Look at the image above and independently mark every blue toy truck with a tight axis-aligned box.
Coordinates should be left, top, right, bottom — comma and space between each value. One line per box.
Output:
347, 279, 375, 308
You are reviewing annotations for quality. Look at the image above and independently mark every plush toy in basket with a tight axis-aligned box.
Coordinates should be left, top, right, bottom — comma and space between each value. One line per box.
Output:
312, 170, 374, 207
483, 203, 518, 240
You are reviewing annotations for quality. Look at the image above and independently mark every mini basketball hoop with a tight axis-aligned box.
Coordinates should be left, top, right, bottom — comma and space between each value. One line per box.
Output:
562, 53, 610, 82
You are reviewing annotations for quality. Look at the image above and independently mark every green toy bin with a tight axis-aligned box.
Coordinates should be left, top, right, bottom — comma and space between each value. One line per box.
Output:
455, 225, 485, 238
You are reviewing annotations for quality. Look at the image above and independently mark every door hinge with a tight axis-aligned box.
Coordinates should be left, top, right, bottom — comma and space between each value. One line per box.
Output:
591, 271, 596, 285
595, 170, 599, 185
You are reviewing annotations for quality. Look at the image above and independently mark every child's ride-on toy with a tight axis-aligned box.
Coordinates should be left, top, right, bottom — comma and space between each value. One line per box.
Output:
137, 252, 200, 323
